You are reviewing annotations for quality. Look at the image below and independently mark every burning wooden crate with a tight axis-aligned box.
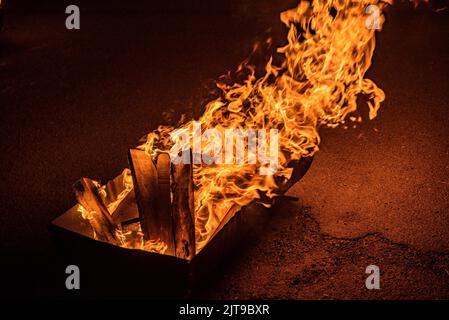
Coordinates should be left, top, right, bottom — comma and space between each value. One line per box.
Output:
49, 147, 313, 298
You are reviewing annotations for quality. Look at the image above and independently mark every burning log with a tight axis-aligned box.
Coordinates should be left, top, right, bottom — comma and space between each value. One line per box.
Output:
128, 149, 175, 256
171, 150, 196, 260
73, 178, 118, 245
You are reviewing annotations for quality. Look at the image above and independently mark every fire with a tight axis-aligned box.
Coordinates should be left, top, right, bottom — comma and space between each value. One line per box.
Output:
78, 0, 390, 254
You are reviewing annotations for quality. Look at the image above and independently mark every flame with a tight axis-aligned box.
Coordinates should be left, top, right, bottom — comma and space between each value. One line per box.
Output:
78, 0, 390, 254
139, 0, 389, 252
115, 226, 168, 254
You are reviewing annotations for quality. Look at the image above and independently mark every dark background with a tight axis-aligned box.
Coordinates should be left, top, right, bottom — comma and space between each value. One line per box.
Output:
0, 0, 448, 299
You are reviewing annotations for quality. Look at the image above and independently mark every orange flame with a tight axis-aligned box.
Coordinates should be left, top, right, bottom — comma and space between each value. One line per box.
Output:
139, 0, 389, 252
79, 0, 390, 254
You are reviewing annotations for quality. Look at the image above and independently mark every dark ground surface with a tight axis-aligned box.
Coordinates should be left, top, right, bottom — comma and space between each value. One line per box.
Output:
0, 1, 448, 299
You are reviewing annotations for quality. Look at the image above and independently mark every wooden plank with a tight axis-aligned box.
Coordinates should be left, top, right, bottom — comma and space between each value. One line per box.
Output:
155, 153, 176, 256
128, 149, 158, 240
73, 178, 118, 245
128, 149, 175, 256
171, 150, 196, 260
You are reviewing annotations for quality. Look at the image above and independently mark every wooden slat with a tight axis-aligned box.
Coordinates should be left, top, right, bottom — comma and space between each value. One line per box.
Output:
155, 153, 176, 256
128, 149, 175, 256
73, 178, 118, 245
171, 150, 196, 260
